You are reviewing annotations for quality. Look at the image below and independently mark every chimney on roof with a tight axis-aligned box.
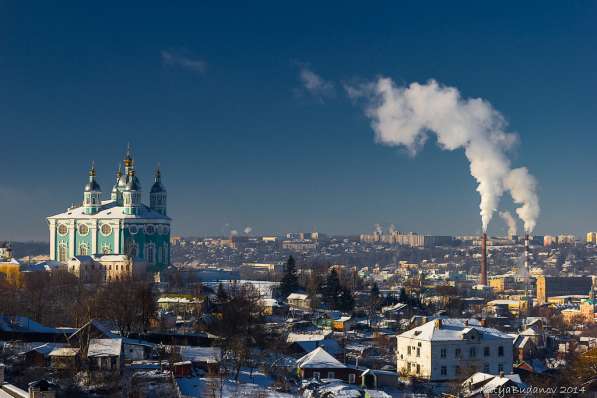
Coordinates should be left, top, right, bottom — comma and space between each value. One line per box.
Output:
434, 319, 442, 329
464, 319, 469, 326
480, 319, 487, 327
0, 363, 4, 384
499, 371, 505, 378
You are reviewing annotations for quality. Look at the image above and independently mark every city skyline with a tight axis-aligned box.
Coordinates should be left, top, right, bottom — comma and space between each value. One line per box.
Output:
1, 2, 597, 240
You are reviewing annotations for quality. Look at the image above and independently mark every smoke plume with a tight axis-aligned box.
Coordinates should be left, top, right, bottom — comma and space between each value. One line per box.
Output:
244, 226, 253, 235
499, 211, 517, 237
347, 77, 540, 232
374, 224, 383, 234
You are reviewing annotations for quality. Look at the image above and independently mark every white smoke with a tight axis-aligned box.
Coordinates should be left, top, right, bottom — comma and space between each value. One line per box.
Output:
504, 167, 540, 233
244, 226, 253, 235
230, 230, 238, 237
374, 224, 383, 234
348, 77, 539, 232
499, 211, 517, 237
388, 224, 396, 234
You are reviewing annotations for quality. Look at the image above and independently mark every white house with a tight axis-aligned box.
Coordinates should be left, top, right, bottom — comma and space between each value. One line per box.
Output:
397, 318, 513, 381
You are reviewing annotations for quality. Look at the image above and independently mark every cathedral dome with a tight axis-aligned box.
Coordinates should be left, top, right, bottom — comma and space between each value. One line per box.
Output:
125, 173, 141, 191
84, 180, 101, 192
150, 181, 165, 193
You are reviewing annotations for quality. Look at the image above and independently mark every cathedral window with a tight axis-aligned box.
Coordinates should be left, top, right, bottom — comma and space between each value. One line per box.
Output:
146, 244, 155, 264
58, 224, 68, 236
101, 224, 112, 236
79, 243, 88, 256
126, 240, 138, 257
145, 225, 155, 235
58, 243, 67, 262
102, 243, 111, 254
78, 224, 89, 236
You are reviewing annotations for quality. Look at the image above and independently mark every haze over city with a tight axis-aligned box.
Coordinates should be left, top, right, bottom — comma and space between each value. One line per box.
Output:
1, 2, 597, 240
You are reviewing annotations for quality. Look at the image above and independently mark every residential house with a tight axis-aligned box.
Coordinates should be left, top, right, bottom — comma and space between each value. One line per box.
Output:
296, 347, 358, 384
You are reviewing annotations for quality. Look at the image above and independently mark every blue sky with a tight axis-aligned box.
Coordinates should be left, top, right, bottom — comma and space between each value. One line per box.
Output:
1, 2, 596, 240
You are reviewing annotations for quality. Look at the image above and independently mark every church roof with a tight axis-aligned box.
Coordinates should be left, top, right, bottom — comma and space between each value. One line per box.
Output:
48, 200, 170, 221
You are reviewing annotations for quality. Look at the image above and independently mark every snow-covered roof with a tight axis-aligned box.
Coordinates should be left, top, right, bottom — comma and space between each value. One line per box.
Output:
296, 347, 346, 369
48, 200, 170, 221
180, 346, 222, 363
87, 338, 122, 357
287, 293, 309, 300
287, 333, 325, 343
49, 347, 80, 357
399, 318, 513, 342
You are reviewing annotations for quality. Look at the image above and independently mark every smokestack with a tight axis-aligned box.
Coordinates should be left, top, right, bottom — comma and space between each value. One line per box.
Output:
525, 234, 530, 304
480, 233, 488, 285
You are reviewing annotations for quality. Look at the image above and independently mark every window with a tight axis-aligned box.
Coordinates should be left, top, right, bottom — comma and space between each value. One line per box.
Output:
484, 346, 490, 357
128, 225, 138, 235
58, 224, 68, 236
78, 224, 89, 235
58, 243, 67, 262
416, 364, 420, 374
407, 346, 411, 356
455, 366, 461, 375
455, 348, 461, 358
498, 346, 504, 357
484, 363, 490, 372
440, 348, 447, 358
348, 373, 356, 384
79, 243, 88, 256
146, 244, 155, 264
498, 363, 504, 372
313, 371, 320, 380
441, 366, 447, 376
101, 224, 112, 236
102, 244, 111, 254
145, 224, 155, 235
327, 372, 335, 379
126, 240, 137, 257
416, 347, 420, 357
469, 347, 476, 358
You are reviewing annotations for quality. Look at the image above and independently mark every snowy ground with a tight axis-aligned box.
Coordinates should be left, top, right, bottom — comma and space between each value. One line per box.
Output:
176, 368, 295, 397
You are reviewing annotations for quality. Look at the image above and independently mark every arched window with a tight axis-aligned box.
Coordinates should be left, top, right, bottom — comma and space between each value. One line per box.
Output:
102, 244, 111, 254
126, 240, 137, 258
58, 243, 67, 262
146, 244, 155, 264
79, 243, 88, 256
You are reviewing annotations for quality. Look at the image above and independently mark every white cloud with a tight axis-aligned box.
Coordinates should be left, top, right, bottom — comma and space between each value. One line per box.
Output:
161, 50, 207, 73
297, 64, 335, 100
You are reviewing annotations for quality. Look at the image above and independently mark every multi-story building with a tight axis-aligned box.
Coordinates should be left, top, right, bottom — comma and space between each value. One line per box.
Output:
47, 147, 171, 271
587, 232, 597, 245
397, 319, 513, 381
536, 276, 593, 304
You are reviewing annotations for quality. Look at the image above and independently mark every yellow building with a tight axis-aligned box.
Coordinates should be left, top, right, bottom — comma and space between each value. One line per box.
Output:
587, 232, 597, 245
0, 259, 23, 287
489, 276, 516, 293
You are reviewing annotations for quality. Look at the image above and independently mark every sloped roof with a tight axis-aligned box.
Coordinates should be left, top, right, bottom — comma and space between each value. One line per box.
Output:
296, 347, 346, 369
48, 200, 170, 221
288, 293, 309, 300
399, 318, 512, 342
87, 338, 122, 357
49, 347, 80, 357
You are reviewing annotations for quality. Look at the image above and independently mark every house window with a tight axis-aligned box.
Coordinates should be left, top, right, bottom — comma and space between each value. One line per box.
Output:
348, 374, 356, 384
441, 366, 447, 376
470, 347, 476, 358
313, 371, 320, 380
407, 346, 411, 356
416, 347, 420, 357
440, 348, 447, 358
416, 364, 420, 374
455, 348, 461, 358
327, 372, 335, 379
498, 346, 504, 357
484, 346, 490, 357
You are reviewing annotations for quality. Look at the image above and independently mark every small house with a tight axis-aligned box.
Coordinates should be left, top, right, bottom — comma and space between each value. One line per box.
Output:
49, 347, 80, 370
296, 347, 358, 384
87, 338, 123, 372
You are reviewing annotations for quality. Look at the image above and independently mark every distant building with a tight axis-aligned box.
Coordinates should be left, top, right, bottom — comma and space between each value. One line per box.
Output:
587, 232, 597, 245
536, 276, 593, 304
67, 254, 147, 283
0, 242, 12, 261
489, 276, 516, 293
282, 240, 318, 252
396, 319, 513, 381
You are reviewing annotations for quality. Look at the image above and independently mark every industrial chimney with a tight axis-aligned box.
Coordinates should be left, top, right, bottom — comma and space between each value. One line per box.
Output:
480, 233, 488, 285
525, 233, 530, 301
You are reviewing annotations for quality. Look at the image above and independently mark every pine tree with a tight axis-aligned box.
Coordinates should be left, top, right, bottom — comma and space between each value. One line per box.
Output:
216, 282, 229, 302
279, 256, 300, 299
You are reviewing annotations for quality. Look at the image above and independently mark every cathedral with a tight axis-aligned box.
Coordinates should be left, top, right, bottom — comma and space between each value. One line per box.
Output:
47, 146, 171, 271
